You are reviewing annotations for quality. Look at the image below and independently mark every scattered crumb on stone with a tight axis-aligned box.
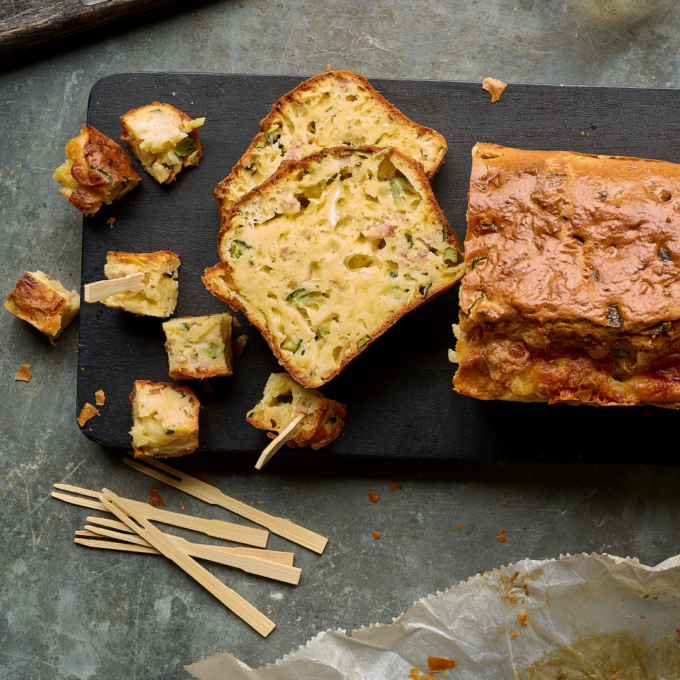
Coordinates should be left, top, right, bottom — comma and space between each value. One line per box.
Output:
78, 403, 100, 427
203, 378, 213, 393
234, 335, 248, 357
389, 482, 402, 492
483, 76, 507, 103
496, 529, 507, 543
456, 522, 462, 530
511, 629, 519, 639
368, 491, 380, 503
518, 612, 528, 626
107, 218, 115, 228
149, 486, 166, 506
15, 363, 31, 381
372, 530, 381, 540
95, 390, 105, 406
428, 656, 457, 672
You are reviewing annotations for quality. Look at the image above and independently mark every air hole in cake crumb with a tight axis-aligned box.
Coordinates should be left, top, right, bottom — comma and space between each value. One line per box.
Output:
346, 94, 357, 101
345, 253, 376, 270
274, 392, 293, 405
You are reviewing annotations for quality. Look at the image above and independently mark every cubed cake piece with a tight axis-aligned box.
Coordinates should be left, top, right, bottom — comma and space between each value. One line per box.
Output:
4, 271, 80, 341
129, 380, 199, 458
120, 103, 204, 184
162, 313, 233, 380
101, 251, 180, 317
247, 373, 346, 450
53, 125, 140, 216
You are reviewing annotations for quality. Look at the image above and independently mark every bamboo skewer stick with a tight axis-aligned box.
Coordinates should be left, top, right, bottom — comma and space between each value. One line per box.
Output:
99, 489, 276, 637
124, 458, 328, 554
85, 517, 295, 566
52, 484, 268, 547
255, 414, 304, 471
84, 272, 144, 303
75, 537, 159, 554
83, 524, 301, 584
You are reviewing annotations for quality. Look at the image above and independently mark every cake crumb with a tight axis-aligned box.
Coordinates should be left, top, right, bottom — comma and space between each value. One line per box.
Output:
518, 612, 528, 626
234, 335, 248, 357
78, 403, 100, 427
149, 486, 166, 506
233, 317, 242, 327
511, 629, 519, 639
372, 530, 381, 539
389, 482, 402, 492
428, 656, 457, 671
95, 390, 105, 406
368, 491, 380, 503
496, 529, 507, 543
483, 77, 507, 103
15, 363, 31, 381
456, 522, 462, 530
107, 217, 115, 228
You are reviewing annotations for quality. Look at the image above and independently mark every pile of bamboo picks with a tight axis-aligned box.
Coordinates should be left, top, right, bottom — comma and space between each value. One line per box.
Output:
52, 457, 328, 637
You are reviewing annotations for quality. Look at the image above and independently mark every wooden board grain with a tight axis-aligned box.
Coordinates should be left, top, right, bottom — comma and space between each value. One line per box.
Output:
0, 0, 176, 55
77, 73, 680, 463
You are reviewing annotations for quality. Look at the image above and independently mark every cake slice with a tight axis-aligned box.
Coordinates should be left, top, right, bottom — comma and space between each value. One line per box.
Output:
53, 125, 140, 216
247, 373, 346, 450
4, 271, 80, 341
120, 102, 204, 184
162, 313, 233, 380
214, 70, 448, 215
203, 146, 465, 388
129, 380, 199, 458
101, 251, 180, 318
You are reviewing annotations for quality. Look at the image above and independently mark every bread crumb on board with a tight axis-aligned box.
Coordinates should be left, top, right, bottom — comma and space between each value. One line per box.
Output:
389, 482, 402, 492
483, 77, 507, 103
15, 363, 31, 381
428, 656, 457, 671
149, 486, 166, 507
496, 529, 507, 543
95, 390, 105, 406
368, 491, 380, 503
78, 403, 100, 427
372, 530, 381, 540
233, 334, 248, 357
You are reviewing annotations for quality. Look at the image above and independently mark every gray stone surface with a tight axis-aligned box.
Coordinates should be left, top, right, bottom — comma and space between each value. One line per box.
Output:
2, 0, 680, 678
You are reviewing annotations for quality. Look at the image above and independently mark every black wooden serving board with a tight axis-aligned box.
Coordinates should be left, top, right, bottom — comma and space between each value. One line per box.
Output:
78, 73, 680, 464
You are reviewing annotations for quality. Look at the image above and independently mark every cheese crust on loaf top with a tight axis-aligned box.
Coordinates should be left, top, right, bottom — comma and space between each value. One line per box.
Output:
214, 70, 448, 215
454, 142, 680, 406
204, 146, 465, 388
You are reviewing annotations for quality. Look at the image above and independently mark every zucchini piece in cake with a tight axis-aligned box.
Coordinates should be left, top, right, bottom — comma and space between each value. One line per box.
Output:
162, 313, 233, 380
215, 69, 448, 215
120, 103, 204, 184
203, 146, 465, 388
130, 380, 199, 458
101, 251, 180, 318
4, 271, 80, 342
247, 373, 346, 450
53, 125, 140, 216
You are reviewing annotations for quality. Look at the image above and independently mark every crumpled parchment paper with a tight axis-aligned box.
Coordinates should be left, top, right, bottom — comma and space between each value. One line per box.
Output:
186, 553, 680, 680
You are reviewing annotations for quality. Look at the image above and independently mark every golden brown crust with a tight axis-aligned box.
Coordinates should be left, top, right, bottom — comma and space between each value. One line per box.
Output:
214, 70, 448, 208
119, 102, 202, 184
4, 272, 68, 336
66, 126, 140, 215
455, 143, 680, 406
129, 380, 199, 458
106, 249, 180, 265
205, 147, 463, 388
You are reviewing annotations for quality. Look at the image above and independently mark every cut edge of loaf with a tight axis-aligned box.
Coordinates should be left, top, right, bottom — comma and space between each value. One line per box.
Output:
204, 145, 465, 388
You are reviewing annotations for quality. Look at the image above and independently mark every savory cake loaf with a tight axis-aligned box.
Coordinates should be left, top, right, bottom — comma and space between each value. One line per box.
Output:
204, 146, 465, 388
120, 103, 204, 184
100, 251, 180, 317
4, 271, 80, 341
53, 125, 140, 215
162, 313, 233, 380
247, 373, 346, 450
453, 142, 680, 407
214, 70, 448, 215
129, 380, 199, 458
